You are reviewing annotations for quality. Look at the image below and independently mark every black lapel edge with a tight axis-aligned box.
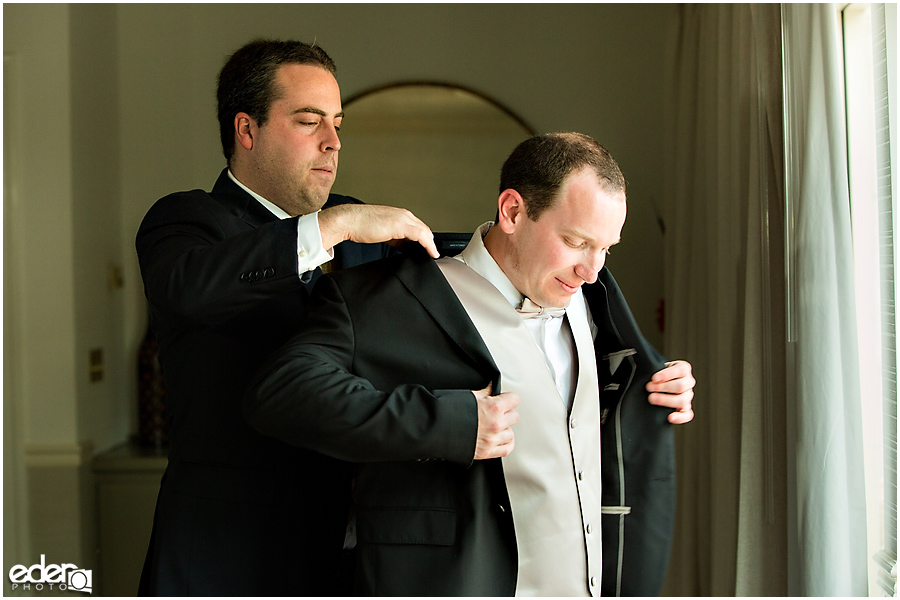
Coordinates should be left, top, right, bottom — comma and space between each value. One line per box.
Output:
210, 168, 278, 229
394, 253, 499, 381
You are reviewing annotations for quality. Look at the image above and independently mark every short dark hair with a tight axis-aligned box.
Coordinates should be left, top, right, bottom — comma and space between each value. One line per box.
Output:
499, 132, 627, 220
217, 39, 337, 163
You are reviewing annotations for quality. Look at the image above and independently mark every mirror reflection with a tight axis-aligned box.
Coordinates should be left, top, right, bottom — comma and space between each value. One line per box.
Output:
333, 83, 534, 233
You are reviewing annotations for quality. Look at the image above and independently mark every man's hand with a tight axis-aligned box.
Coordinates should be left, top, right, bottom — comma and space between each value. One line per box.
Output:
646, 360, 695, 424
472, 383, 519, 460
319, 204, 440, 258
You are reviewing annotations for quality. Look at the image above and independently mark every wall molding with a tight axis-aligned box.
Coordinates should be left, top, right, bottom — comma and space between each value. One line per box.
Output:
22, 439, 97, 571
24, 441, 94, 468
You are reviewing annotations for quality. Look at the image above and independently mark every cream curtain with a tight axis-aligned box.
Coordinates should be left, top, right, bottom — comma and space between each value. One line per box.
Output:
781, 3, 868, 595
663, 3, 868, 596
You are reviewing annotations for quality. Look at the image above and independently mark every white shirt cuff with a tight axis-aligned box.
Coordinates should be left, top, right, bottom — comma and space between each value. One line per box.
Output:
296, 212, 334, 274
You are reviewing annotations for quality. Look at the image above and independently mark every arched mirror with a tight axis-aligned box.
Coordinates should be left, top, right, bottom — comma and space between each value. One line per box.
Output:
332, 82, 535, 234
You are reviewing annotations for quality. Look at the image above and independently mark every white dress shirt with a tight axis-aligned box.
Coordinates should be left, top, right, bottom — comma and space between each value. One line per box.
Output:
227, 170, 333, 275
455, 222, 583, 411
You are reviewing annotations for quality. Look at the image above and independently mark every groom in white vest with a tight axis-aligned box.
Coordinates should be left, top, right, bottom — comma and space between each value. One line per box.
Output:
245, 132, 694, 596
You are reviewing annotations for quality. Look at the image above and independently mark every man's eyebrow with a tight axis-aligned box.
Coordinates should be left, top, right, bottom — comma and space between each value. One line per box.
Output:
563, 229, 621, 247
292, 107, 344, 118
598, 237, 622, 248
563, 229, 596, 242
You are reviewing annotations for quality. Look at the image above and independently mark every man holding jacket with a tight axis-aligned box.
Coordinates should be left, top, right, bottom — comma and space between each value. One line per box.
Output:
245, 132, 694, 596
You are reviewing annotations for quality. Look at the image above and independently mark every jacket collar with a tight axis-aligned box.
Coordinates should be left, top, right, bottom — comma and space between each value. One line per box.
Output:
210, 168, 279, 229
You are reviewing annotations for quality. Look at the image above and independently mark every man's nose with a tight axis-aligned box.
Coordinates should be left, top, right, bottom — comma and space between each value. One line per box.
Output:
576, 265, 599, 285
575, 251, 605, 284
321, 123, 341, 152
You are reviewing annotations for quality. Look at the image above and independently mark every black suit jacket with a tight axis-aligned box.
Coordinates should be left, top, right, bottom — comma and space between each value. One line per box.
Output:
245, 249, 675, 596
135, 169, 389, 596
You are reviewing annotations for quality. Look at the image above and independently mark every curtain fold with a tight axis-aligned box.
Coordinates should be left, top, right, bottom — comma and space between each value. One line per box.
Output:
664, 3, 868, 595
663, 5, 787, 595
781, 4, 869, 595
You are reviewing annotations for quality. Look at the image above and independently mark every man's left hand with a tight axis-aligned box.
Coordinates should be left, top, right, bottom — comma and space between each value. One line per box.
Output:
646, 360, 695, 424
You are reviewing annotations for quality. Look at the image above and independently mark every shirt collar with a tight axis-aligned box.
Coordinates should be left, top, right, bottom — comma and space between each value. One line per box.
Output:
227, 169, 292, 220
457, 222, 525, 310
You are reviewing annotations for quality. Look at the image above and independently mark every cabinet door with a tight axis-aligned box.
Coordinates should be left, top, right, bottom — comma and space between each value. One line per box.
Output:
96, 473, 161, 596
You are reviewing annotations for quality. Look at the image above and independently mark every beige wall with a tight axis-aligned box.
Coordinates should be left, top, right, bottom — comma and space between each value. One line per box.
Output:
71, 3, 130, 457
5, 4, 103, 588
4, 2, 678, 587
118, 5, 676, 388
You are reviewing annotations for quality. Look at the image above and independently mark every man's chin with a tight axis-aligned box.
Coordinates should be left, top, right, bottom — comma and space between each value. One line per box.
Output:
537, 295, 572, 310
316, 184, 335, 205
295, 189, 331, 214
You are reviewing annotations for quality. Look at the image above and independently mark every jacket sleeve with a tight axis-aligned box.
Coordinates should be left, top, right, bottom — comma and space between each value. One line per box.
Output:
243, 274, 479, 466
136, 193, 305, 329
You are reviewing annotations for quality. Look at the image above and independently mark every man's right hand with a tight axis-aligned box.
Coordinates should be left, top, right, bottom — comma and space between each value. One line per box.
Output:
319, 203, 440, 258
472, 383, 519, 460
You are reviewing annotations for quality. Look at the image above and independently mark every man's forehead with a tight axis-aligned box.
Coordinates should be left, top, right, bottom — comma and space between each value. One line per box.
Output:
273, 63, 340, 97
552, 185, 626, 236
275, 61, 333, 79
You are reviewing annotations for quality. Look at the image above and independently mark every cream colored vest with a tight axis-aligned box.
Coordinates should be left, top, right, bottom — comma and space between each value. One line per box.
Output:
437, 257, 603, 597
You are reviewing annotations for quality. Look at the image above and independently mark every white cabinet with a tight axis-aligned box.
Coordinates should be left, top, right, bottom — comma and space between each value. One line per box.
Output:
93, 443, 166, 596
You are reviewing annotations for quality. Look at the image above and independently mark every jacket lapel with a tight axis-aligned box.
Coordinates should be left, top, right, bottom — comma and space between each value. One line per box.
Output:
394, 250, 499, 383
210, 168, 277, 229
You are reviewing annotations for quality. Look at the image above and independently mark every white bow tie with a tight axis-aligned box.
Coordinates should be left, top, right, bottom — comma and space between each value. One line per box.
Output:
516, 297, 566, 319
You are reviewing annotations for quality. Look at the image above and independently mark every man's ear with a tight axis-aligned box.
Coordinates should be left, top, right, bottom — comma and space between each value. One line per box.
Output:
496, 189, 525, 234
234, 113, 256, 151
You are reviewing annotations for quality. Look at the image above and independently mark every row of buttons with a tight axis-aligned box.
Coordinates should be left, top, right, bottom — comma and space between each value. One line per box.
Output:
570, 417, 597, 593
240, 268, 275, 282
496, 496, 598, 591
495, 503, 598, 591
